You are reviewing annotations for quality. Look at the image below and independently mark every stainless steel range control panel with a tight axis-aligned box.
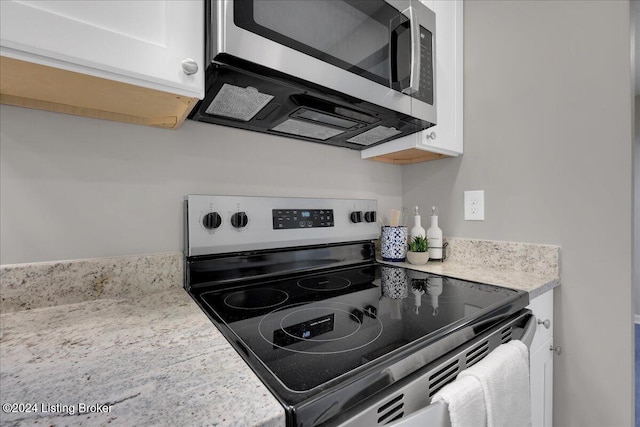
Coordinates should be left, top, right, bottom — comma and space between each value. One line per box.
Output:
273, 209, 334, 229
186, 195, 379, 256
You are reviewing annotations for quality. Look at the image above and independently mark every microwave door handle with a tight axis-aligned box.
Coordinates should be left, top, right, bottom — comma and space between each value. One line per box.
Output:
388, 13, 399, 90
402, 4, 421, 95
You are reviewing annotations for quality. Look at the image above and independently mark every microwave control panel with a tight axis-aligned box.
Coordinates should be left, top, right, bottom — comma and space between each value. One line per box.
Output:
417, 27, 434, 105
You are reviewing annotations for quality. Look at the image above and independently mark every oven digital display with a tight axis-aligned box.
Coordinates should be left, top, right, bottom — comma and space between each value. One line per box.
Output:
272, 209, 334, 229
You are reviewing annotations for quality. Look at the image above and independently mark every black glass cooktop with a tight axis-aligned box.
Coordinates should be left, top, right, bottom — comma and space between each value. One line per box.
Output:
193, 263, 528, 394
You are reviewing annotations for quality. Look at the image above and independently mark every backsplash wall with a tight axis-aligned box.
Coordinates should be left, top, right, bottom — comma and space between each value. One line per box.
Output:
0, 104, 402, 265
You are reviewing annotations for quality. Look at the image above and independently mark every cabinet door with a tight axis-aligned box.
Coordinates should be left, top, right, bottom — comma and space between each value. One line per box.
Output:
0, 0, 203, 98
528, 291, 554, 427
530, 337, 553, 427
418, 0, 463, 155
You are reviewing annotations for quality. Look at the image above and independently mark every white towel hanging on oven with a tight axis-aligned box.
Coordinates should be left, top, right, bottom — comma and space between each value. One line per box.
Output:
431, 374, 487, 427
459, 339, 531, 427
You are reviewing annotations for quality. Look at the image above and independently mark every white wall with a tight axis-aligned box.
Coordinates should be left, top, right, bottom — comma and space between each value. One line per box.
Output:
0, 105, 403, 264
403, 1, 634, 426
635, 96, 640, 321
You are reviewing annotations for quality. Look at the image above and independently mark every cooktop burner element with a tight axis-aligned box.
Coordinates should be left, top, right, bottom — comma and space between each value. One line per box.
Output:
297, 276, 351, 291
224, 288, 289, 310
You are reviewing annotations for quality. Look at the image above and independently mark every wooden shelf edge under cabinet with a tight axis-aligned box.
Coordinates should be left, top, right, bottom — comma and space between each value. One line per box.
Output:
365, 148, 450, 165
0, 56, 198, 130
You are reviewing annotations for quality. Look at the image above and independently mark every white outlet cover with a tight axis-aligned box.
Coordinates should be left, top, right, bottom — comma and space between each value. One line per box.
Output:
464, 190, 485, 221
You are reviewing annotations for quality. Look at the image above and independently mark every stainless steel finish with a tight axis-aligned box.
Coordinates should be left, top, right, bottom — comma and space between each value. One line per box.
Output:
538, 318, 551, 329
212, 0, 436, 125
336, 312, 535, 427
185, 195, 379, 256
426, 131, 437, 140
550, 345, 562, 355
401, 3, 421, 95
181, 58, 199, 75
520, 314, 537, 347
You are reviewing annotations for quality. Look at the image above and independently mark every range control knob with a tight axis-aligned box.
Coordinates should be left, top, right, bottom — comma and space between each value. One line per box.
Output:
202, 212, 222, 229
364, 211, 377, 223
350, 211, 363, 223
231, 211, 248, 228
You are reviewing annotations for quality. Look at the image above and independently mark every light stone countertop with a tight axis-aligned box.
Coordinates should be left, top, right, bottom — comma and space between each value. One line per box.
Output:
0, 287, 285, 427
0, 238, 559, 427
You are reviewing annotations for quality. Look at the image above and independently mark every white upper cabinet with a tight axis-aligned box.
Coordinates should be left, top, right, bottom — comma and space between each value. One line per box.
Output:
0, 0, 203, 99
0, 0, 205, 98
362, 0, 463, 164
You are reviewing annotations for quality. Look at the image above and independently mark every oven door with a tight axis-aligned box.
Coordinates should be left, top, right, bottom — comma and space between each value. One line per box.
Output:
331, 310, 537, 427
211, 0, 436, 125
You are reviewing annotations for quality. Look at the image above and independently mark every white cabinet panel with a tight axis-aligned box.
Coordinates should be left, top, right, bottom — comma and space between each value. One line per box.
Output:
530, 337, 554, 427
0, 0, 203, 98
527, 291, 554, 427
418, 0, 463, 155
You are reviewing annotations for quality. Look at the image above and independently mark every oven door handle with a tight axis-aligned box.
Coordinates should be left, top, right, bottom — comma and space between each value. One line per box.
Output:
519, 313, 537, 348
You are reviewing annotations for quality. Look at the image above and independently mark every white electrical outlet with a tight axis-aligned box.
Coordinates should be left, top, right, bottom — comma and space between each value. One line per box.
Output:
464, 190, 485, 221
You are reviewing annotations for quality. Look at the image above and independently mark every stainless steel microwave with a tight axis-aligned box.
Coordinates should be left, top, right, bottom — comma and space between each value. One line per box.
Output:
190, 0, 436, 150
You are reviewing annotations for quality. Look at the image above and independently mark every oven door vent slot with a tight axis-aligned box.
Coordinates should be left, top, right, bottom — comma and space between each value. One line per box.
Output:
427, 360, 460, 397
501, 326, 513, 343
376, 394, 405, 425
466, 341, 489, 368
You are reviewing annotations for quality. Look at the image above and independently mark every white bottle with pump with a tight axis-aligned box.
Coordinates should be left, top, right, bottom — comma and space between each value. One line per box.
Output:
410, 206, 426, 241
427, 206, 443, 260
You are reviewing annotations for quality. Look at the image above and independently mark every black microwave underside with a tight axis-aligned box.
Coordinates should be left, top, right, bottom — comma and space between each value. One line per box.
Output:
188, 55, 435, 151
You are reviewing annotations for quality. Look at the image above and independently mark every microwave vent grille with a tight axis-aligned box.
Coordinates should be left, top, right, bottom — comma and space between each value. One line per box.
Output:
205, 83, 274, 121
271, 118, 345, 141
347, 126, 402, 145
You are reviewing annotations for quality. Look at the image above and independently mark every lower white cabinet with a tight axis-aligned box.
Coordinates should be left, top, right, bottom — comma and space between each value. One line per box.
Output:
531, 336, 554, 427
527, 291, 554, 427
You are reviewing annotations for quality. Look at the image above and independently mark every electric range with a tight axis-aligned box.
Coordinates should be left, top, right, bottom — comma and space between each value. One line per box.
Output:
184, 195, 530, 426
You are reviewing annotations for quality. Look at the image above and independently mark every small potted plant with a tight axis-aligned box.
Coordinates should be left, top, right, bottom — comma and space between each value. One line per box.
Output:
406, 235, 429, 265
